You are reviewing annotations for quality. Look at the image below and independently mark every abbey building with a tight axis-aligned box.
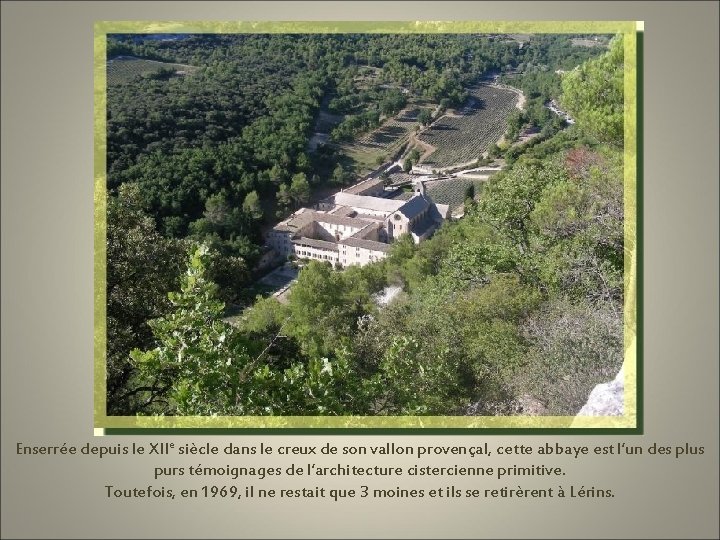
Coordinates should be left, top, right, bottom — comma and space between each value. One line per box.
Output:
266, 180, 449, 267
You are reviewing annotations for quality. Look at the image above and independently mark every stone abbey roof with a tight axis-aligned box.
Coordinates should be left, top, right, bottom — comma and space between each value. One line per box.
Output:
272, 191, 448, 257
292, 237, 339, 251
314, 212, 373, 228
432, 203, 451, 220
328, 205, 357, 217
397, 195, 431, 219
332, 192, 406, 214
291, 232, 391, 255
342, 176, 385, 195
273, 209, 315, 233
410, 217, 438, 238
340, 237, 392, 253
275, 209, 372, 232
349, 222, 381, 240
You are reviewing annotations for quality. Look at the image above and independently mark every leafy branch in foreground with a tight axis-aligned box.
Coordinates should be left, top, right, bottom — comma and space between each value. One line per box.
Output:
130, 246, 367, 416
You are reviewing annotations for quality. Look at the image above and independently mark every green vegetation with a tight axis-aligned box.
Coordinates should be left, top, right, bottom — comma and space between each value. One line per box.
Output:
561, 37, 624, 146
499, 33, 611, 102
106, 32, 616, 416
131, 247, 368, 415
497, 34, 613, 150
130, 134, 624, 416
106, 184, 187, 414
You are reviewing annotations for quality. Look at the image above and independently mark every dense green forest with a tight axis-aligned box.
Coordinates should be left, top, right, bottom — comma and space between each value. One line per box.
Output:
499, 34, 614, 150
106, 33, 618, 416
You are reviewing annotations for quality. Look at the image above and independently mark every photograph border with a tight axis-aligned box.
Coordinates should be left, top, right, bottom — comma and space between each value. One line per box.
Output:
94, 20, 641, 432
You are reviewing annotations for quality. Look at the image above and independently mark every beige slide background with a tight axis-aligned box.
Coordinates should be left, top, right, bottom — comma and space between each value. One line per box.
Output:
1, 2, 718, 538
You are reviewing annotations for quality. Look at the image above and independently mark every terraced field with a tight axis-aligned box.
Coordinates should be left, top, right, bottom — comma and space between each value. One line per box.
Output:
340, 108, 420, 172
424, 178, 485, 210
353, 108, 420, 150
107, 56, 196, 85
419, 85, 518, 169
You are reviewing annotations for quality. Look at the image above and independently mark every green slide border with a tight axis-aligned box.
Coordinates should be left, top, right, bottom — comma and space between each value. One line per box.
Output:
94, 20, 641, 434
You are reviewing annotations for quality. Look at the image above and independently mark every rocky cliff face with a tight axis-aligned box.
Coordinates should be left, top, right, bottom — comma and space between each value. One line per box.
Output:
575, 367, 624, 416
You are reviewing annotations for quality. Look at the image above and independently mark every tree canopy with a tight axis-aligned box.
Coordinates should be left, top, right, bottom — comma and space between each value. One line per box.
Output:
561, 36, 624, 146
106, 33, 621, 416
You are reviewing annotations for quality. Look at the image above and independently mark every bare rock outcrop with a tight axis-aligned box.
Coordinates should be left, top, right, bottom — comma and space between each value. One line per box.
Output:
575, 367, 624, 416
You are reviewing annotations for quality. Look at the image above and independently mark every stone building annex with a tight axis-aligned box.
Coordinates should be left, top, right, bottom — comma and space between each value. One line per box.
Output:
266, 177, 450, 267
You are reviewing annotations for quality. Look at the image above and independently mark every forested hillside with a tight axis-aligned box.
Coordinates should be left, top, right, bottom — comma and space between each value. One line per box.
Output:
106, 33, 617, 416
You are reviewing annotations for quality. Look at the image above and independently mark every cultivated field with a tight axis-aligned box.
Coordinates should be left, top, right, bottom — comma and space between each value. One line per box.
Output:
354, 108, 419, 150
419, 84, 518, 169
340, 108, 420, 172
107, 56, 196, 85
425, 178, 484, 211
570, 37, 608, 48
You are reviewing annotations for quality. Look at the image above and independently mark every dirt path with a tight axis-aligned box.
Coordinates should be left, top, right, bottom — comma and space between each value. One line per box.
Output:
409, 129, 437, 162
435, 158, 481, 173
